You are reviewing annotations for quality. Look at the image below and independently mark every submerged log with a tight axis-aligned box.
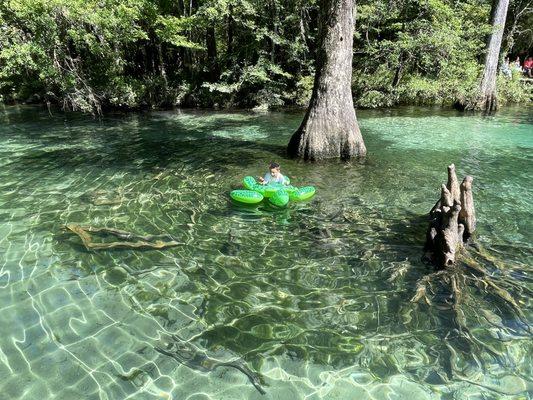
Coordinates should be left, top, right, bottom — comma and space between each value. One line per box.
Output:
424, 164, 476, 268
64, 224, 180, 250
155, 334, 266, 395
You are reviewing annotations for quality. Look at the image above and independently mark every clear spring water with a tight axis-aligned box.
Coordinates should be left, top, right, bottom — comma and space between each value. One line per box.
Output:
0, 105, 531, 400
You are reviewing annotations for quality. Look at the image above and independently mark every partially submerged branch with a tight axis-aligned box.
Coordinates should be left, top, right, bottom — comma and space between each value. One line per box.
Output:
155, 334, 266, 395
64, 224, 180, 250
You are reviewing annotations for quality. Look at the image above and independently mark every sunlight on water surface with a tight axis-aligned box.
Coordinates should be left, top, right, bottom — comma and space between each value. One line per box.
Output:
0, 105, 531, 399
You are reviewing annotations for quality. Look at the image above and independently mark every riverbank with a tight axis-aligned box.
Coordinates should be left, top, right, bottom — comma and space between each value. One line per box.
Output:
1, 76, 531, 117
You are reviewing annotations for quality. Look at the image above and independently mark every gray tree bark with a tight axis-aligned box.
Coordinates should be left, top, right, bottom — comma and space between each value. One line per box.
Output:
425, 165, 476, 268
288, 0, 366, 160
470, 0, 510, 111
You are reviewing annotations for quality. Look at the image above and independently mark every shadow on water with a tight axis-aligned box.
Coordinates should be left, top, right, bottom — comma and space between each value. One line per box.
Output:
11, 136, 288, 174
3, 107, 295, 178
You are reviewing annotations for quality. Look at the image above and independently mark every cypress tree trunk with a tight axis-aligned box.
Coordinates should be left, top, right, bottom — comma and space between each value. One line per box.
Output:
471, 0, 509, 112
206, 26, 219, 82
227, 6, 234, 57
288, 0, 366, 161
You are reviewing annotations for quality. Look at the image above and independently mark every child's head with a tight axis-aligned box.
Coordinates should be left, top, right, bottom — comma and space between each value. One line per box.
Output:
269, 162, 281, 175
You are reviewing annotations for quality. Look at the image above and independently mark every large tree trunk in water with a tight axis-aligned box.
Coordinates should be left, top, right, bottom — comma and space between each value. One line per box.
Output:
470, 0, 509, 112
288, 0, 366, 160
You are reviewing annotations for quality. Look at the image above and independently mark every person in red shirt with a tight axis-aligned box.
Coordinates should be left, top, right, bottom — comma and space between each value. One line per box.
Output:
524, 57, 533, 78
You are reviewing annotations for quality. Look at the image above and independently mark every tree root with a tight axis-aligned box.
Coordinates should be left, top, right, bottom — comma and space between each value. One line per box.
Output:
410, 270, 448, 304
418, 165, 526, 321
64, 224, 181, 251
387, 263, 409, 282
155, 334, 266, 395
409, 164, 531, 388
411, 265, 516, 370
462, 256, 531, 333
411, 257, 531, 338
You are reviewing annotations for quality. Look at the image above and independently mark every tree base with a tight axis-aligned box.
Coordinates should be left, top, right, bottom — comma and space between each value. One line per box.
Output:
288, 115, 367, 161
462, 93, 499, 113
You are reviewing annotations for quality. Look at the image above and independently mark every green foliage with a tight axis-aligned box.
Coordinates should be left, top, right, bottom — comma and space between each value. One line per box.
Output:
497, 75, 531, 104
155, 16, 204, 50
0, 0, 151, 112
0, 0, 530, 112
295, 74, 314, 106
353, 0, 492, 108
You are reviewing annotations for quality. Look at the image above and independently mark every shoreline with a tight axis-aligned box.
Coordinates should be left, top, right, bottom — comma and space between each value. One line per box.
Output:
2, 100, 531, 117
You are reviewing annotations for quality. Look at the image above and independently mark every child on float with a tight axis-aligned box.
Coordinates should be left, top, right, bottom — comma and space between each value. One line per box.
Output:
259, 162, 289, 185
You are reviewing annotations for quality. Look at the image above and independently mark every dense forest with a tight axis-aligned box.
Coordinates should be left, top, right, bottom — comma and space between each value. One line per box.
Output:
0, 0, 531, 114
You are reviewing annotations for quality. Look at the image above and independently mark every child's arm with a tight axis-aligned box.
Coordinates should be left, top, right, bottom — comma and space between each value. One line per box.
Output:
259, 173, 269, 185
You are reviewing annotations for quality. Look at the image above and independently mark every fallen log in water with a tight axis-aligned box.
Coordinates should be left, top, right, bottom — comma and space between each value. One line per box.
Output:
424, 164, 476, 268
64, 224, 181, 250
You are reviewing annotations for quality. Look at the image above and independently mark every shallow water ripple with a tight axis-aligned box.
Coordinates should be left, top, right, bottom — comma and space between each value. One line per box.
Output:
0, 105, 531, 399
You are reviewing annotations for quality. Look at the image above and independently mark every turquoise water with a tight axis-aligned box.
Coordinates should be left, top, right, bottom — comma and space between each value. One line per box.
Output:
0, 105, 531, 399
